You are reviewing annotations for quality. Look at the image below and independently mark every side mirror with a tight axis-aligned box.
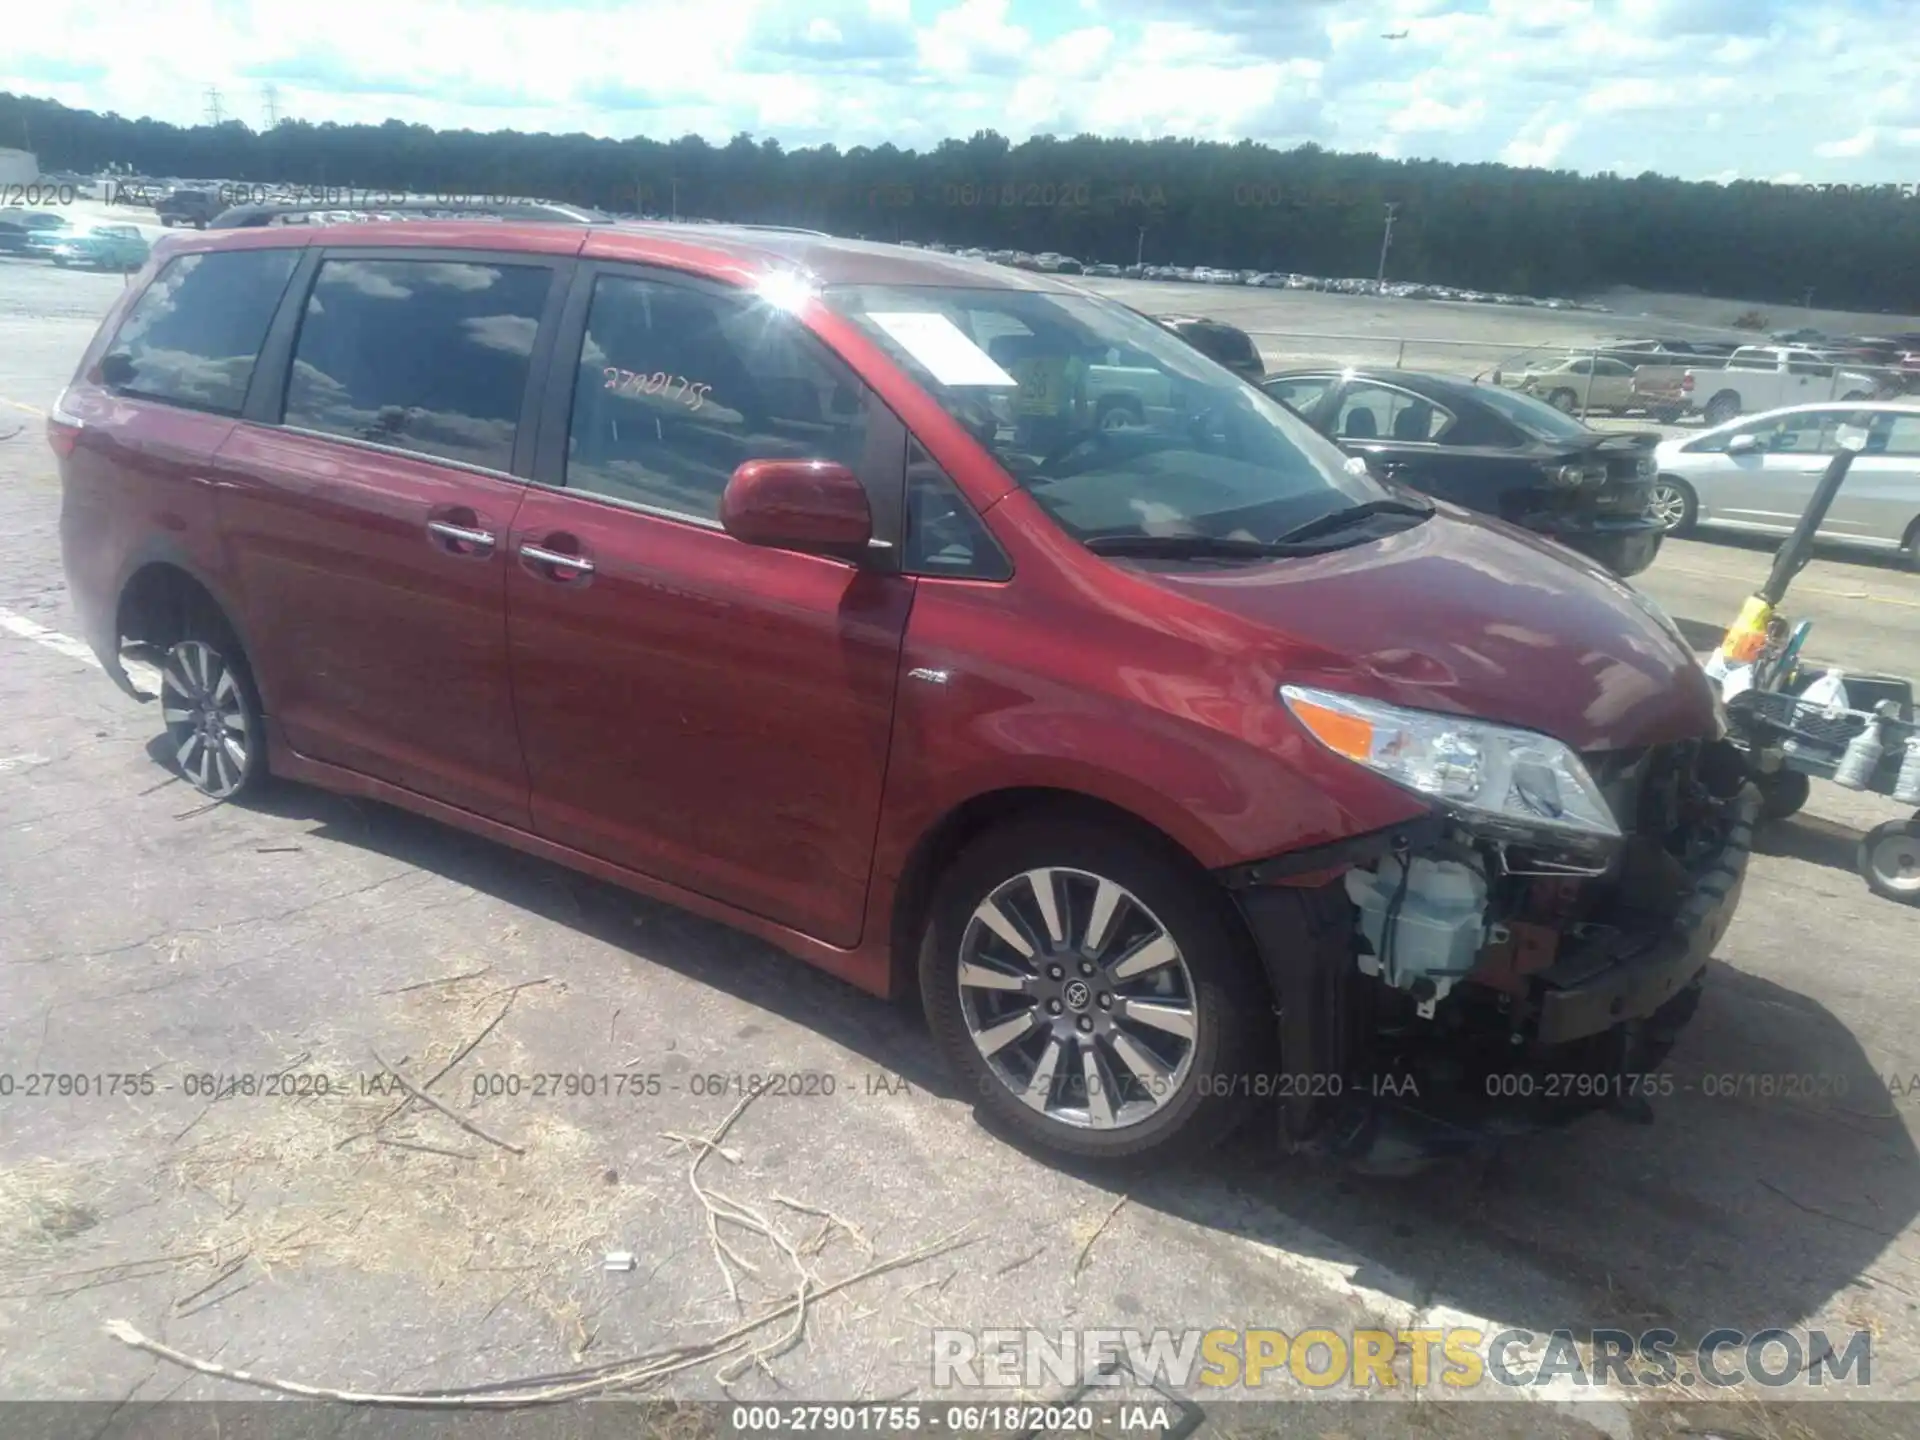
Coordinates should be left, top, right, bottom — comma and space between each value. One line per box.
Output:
721, 459, 873, 561
1725, 432, 1760, 454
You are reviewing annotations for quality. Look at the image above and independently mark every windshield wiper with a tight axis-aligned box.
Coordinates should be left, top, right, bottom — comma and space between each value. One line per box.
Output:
1268, 496, 1434, 546
1083, 534, 1295, 559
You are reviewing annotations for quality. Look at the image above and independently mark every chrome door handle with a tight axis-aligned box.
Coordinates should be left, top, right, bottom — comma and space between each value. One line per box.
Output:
428, 520, 496, 549
519, 543, 594, 574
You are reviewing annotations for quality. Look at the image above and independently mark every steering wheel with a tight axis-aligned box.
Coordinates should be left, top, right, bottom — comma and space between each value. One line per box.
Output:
1038, 425, 1115, 474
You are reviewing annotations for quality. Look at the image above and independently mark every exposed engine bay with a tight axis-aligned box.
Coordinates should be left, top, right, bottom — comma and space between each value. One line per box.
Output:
1228, 736, 1760, 1173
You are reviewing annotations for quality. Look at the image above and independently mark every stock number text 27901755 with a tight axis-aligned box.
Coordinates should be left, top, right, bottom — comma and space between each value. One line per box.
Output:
603, 368, 712, 410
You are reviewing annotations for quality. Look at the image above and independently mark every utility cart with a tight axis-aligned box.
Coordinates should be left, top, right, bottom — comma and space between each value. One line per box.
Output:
1705, 437, 1920, 905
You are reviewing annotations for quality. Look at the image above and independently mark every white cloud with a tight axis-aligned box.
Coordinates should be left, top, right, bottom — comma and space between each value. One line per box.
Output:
0, 0, 1909, 185
1502, 111, 1577, 169
1815, 127, 1880, 159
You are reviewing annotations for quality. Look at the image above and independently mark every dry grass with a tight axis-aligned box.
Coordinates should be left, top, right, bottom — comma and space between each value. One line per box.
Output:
3, 968, 655, 1341
0, 1160, 101, 1270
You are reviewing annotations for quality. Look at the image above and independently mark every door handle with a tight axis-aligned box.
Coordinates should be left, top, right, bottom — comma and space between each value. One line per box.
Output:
519, 542, 595, 577
427, 519, 497, 552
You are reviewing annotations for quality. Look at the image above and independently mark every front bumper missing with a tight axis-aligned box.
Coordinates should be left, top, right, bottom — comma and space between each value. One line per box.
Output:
1532, 782, 1757, 1045
1227, 783, 1761, 1172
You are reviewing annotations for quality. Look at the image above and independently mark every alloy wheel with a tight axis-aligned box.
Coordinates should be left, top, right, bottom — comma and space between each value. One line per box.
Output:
160, 640, 252, 799
1646, 482, 1689, 530
956, 867, 1198, 1130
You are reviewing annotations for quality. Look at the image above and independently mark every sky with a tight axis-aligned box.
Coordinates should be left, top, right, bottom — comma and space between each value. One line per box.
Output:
2, 0, 1916, 184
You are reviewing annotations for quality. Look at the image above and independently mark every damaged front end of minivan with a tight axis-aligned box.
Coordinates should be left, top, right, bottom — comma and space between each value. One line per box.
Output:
1224, 686, 1760, 1175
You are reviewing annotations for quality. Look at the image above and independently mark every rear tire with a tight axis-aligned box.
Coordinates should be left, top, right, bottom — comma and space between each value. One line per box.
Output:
1860, 819, 1920, 906
1704, 391, 1742, 425
1547, 387, 1578, 413
919, 817, 1268, 1161
1647, 476, 1698, 535
158, 607, 267, 802
1902, 519, 1920, 573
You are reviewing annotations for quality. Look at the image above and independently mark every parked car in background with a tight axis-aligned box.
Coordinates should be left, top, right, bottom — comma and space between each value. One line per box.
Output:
1685, 346, 1884, 425
1514, 355, 1644, 414
53, 214, 1748, 1167
0, 208, 73, 256
1262, 366, 1666, 577
1146, 313, 1265, 380
156, 188, 223, 228
43, 222, 151, 272
1647, 402, 1920, 568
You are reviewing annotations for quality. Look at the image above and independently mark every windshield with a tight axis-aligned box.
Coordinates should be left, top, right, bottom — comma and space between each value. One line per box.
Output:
1471, 380, 1596, 441
827, 285, 1381, 546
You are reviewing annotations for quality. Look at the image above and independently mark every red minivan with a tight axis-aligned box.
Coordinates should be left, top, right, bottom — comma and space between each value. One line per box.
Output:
54, 208, 1758, 1167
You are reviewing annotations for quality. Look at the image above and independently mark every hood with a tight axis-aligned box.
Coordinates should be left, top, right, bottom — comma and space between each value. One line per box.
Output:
1138, 509, 1719, 754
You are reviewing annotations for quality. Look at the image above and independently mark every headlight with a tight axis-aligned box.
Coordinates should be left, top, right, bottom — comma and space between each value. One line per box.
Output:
1280, 685, 1621, 842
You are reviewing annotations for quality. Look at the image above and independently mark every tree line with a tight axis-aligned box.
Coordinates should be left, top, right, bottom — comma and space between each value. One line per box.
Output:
6, 89, 1920, 312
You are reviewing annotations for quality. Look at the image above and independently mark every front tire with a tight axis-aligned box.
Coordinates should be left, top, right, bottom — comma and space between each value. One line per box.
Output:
1547, 387, 1578, 413
1757, 768, 1811, 821
158, 615, 267, 801
920, 817, 1268, 1160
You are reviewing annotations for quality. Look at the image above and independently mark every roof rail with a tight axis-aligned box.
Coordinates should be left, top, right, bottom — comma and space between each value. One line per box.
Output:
208, 197, 612, 229
676, 221, 833, 238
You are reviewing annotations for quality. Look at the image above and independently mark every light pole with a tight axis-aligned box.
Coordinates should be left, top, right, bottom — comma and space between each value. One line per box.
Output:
1136, 225, 1147, 266
1375, 202, 1399, 288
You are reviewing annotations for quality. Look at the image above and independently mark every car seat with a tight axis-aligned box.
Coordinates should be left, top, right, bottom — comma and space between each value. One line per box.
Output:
1391, 404, 1431, 441
1343, 407, 1380, 439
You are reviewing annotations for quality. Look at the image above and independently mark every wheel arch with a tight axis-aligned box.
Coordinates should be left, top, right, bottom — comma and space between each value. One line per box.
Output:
885, 785, 1259, 1006
112, 547, 265, 704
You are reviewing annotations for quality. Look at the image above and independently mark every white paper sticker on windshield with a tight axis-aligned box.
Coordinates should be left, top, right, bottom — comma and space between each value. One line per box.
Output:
868, 312, 1018, 387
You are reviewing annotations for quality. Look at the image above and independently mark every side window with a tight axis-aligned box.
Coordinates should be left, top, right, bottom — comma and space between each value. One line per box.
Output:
101, 248, 300, 414
1261, 375, 1335, 414
1335, 383, 1453, 442
1596, 359, 1633, 376
902, 441, 1010, 580
1564, 358, 1592, 375
564, 274, 871, 521
1753, 414, 1837, 453
1787, 356, 1832, 377
1873, 415, 1920, 457
283, 258, 552, 472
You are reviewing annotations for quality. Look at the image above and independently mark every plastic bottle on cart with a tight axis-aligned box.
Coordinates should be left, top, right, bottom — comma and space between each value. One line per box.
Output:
1784, 670, 1850, 760
1833, 717, 1885, 791
1894, 734, 1920, 805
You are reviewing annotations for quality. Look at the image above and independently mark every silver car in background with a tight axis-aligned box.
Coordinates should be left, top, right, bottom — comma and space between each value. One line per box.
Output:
1648, 401, 1920, 569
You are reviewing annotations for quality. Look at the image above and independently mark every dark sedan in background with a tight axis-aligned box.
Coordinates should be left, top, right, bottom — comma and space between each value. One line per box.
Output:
1260, 367, 1667, 577
0, 208, 72, 256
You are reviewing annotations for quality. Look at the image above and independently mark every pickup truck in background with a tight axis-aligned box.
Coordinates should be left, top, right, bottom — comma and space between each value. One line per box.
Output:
1683, 345, 1885, 425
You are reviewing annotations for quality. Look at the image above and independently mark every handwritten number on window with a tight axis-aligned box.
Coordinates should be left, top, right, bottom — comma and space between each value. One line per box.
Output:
602, 367, 711, 411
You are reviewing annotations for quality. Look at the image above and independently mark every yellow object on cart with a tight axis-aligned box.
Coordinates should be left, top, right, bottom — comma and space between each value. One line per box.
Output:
1714, 594, 1775, 668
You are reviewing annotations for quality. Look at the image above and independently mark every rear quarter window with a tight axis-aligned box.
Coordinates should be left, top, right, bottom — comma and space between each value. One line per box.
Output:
102, 248, 301, 415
